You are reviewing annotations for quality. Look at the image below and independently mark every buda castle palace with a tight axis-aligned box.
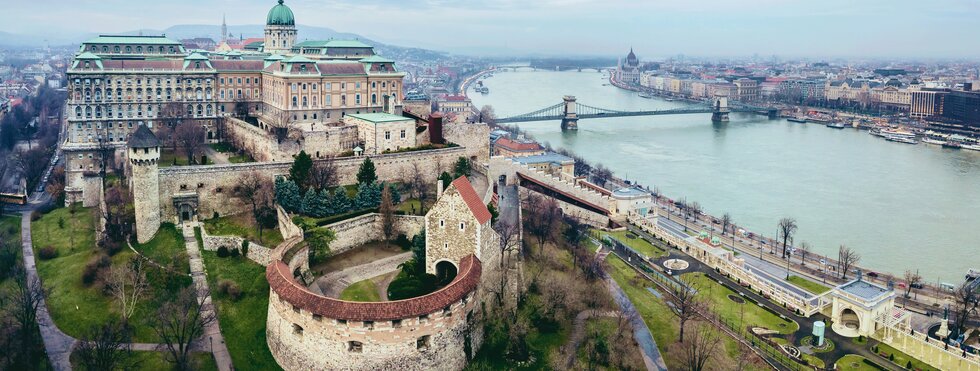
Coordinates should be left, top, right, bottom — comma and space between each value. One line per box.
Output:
63, 0, 409, 194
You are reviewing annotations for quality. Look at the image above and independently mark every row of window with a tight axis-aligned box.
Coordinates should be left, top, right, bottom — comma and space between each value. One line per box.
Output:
382, 130, 408, 140
288, 81, 398, 92
73, 77, 211, 88
288, 92, 398, 108
74, 87, 213, 102
73, 103, 214, 118
88, 44, 178, 54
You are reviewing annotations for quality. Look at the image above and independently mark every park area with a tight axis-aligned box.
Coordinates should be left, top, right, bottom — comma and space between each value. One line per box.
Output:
595, 229, 668, 259
204, 213, 284, 247
31, 206, 191, 342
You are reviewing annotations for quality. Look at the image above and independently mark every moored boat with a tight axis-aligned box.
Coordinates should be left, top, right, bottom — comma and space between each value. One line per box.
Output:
787, 117, 808, 123
884, 134, 918, 144
827, 122, 847, 129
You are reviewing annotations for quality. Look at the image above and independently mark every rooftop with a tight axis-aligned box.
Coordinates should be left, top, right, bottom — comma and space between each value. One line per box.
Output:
838, 279, 891, 301
346, 112, 412, 123
83, 35, 181, 45
514, 152, 574, 166
295, 39, 373, 49
128, 125, 160, 148
494, 137, 543, 152
451, 176, 493, 225
612, 187, 650, 198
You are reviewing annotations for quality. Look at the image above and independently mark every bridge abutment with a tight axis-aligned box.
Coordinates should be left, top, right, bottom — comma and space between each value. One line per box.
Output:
561, 118, 578, 131
562, 95, 579, 131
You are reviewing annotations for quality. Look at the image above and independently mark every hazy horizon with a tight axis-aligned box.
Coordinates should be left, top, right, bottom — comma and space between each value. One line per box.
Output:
2, 0, 980, 59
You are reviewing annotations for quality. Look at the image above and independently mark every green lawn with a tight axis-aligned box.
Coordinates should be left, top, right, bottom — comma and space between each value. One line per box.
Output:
71, 350, 217, 371
396, 198, 422, 215
201, 251, 282, 371
227, 154, 253, 164
132, 223, 188, 274
160, 148, 213, 168
209, 142, 236, 153
605, 256, 766, 370
203, 213, 283, 247
599, 229, 668, 258
340, 279, 381, 302
31, 206, 189, 342
683, 272, 799, 334
875, 342, 939, 371
787, 275, 831, 295
836, 354, 884, 371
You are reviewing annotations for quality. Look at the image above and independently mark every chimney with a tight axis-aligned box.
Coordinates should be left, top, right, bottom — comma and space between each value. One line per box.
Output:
437, 178, 444, 198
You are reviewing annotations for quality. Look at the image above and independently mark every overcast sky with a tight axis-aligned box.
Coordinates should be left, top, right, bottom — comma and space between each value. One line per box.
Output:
3, 0, 980, 58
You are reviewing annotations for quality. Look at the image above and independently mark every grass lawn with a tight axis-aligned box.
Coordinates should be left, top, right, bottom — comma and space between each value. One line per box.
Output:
31, 206, 189, 342
605, 255, 766, 370
598, 229, 668, 258
2, 214, 21, 251
836, 354, 883, 371
209, 142, 236, 153
339, 279, 381, 302
875, 342, 939, 371
396, 198, 422, 215
201, 251, 282, 371
683, 272, 799, 334
203, 213, 283, 247
787, 275, 831, 295
227, 154, 253, 164
71, 350, 217, 371
132, 223, 188, 274
160, 148, 213, 168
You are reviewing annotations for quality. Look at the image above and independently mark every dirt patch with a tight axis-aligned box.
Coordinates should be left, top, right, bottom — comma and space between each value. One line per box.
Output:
728, 294, 745, 304
311, 240, 405, 274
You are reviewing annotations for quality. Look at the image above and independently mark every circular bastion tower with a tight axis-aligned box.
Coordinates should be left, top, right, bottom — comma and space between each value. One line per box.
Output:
127, 125, 162, 244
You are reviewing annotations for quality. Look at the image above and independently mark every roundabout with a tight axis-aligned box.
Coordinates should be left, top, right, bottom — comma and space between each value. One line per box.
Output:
663, 258, 690, 271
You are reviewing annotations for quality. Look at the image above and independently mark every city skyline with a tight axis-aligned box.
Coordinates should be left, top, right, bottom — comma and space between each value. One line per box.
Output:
3, 0, 980, 58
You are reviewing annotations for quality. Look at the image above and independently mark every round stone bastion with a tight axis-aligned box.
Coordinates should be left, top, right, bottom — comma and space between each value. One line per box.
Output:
265, 252, 483, 371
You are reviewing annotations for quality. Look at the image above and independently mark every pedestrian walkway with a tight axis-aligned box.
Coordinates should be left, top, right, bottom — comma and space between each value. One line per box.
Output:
181, 223, 234, 371
21, 211, 75, 371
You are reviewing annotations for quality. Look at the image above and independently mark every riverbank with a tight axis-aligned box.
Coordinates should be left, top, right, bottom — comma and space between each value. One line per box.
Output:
472, 69, 980, 283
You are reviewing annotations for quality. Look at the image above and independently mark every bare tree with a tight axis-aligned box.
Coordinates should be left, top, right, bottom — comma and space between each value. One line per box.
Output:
74, 319, 133, 370
732, 341, 763, 371
798, 241, 810, 267
952, 281, 979, 336
687, 201, 703, 231
402, 163, 430, 215
152, 286, 216, 370
9, 269, 46, 356
665, 281, 703, 342
837, 244, 860, 280
778, 217, 798, 258
15, 147, 49, 193
675, 322, 721, 371
175, 122, 206, 165
527, 196, 562, 249
902, 270, 922, 308
720, 212, 732, 236
106, 257, 149, 319
478, 105, 497, 125
379, 186, 396, 247
231, 171, 269, 218
309, 158, 339, 191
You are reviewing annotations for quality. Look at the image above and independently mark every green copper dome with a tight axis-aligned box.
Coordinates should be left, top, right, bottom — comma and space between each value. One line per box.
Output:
267, 0, 295, 26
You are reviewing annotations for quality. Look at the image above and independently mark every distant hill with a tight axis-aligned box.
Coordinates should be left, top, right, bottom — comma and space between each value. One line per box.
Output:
0, 24, 446, 59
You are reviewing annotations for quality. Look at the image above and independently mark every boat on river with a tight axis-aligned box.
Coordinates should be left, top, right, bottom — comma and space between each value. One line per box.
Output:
885, 134, 918, 144
827, 122, 847, 129
638, 92, 654, 99
922, 137, 946, 145
787, 117, 808, 123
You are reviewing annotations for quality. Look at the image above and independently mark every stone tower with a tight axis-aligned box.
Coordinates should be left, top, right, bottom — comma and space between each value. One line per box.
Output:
127, 125, 161, 243
264, 0, 297, 55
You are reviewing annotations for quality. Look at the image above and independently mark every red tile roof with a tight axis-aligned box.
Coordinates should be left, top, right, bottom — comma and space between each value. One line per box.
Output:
495, 137, 542, 152
451, 176, 492, 224
316, 62, 365, 75
266, 255, 481, 321
210, 60, 264, 71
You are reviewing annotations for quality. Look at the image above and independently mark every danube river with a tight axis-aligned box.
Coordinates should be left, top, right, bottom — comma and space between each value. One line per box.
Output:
472, 69, 980, 283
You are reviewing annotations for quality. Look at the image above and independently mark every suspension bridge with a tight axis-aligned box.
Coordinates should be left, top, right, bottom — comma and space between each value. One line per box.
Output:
496, 95, 778, 130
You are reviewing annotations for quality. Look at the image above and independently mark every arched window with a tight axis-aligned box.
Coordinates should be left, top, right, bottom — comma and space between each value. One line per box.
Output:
125, 46, 131, 53
291, 96, 297, 107
136, 46, 142, 53
187, 105, 193, 116
302, 96, 308, 107
114, 46, 120, 53
101, 46, 107, 53
75, 106, 81, 117
371, 94, 377, 104
196, 104, 203, 115
206, 105, 213, 115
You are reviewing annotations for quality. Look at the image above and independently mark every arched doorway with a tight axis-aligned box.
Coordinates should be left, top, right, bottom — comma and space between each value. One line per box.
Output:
179, 204, 195, 223
840, 308, 860, 331
435, 261, 458, 286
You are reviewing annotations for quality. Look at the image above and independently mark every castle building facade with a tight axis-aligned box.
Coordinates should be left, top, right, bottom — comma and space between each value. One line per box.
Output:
616, 48, 641, 86
64, 0, 406, 197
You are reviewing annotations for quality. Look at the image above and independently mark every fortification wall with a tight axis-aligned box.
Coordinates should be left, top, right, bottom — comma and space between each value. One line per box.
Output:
155, 146, 469, 223
443, 122, 490, 164
265, 255, 482, 371
325, 213, 425, 255
199, 227, 273, 266
225, 117, 292, 162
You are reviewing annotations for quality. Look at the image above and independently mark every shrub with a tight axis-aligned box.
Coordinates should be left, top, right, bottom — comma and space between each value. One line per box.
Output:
217, 279, 242, 301
889, 354, 895, 362
213, 211, 220, 219
906, 360, 912, 369
394, 234, 411, 250
38, 246, 58, 260
230, 248, 240, 258
858, 335, 864, 342
82, 254, 110, 285
872, 345, 879, 353
217, 246, 230, 258
30, 210, 42, 221
101, 239, 124, 256
241, 240, 249, 257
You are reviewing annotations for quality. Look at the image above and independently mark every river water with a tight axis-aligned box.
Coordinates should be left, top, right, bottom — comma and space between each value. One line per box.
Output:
472, 69, 980, 283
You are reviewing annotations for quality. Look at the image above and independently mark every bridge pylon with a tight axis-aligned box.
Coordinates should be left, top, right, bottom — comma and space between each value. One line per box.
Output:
561, 95, 579, 131
711, 95, 730, 123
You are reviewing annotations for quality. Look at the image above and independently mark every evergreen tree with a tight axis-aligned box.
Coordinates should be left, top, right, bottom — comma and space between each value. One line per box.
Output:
320, 188, 343, 216
384, 182, 402, 204
301, 188, 318, 216
452, 157, 471, 178
438, 171, 453, 189
331, 189, 353, 214
274, 177, 302, 212
355, 182, 382, 210
356, 157, 377, 185
289, 150, 313, 190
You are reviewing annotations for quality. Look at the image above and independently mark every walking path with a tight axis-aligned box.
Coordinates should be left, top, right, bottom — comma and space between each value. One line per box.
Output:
595, 247, 669, 371
563, 309, 618, 367
314, 252, 412, 297
21, 211, 75, 371
181, 224, 233, 371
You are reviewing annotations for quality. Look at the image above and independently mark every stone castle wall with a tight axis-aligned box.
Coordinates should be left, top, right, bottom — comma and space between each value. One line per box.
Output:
199, 226, 273, 266
131, 153, 161, 244
225, 117, 292, 162
325, 213, 425, 255
442, 122, 490, 164
155, 146, 469, 224
266, 288, 478, 371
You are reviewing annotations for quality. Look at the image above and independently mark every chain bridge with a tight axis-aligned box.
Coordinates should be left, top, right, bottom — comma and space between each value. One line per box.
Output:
496, 95, 778, 130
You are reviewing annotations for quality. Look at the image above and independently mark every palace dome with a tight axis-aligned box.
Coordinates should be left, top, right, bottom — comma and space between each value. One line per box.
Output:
266, 0, 295, 26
